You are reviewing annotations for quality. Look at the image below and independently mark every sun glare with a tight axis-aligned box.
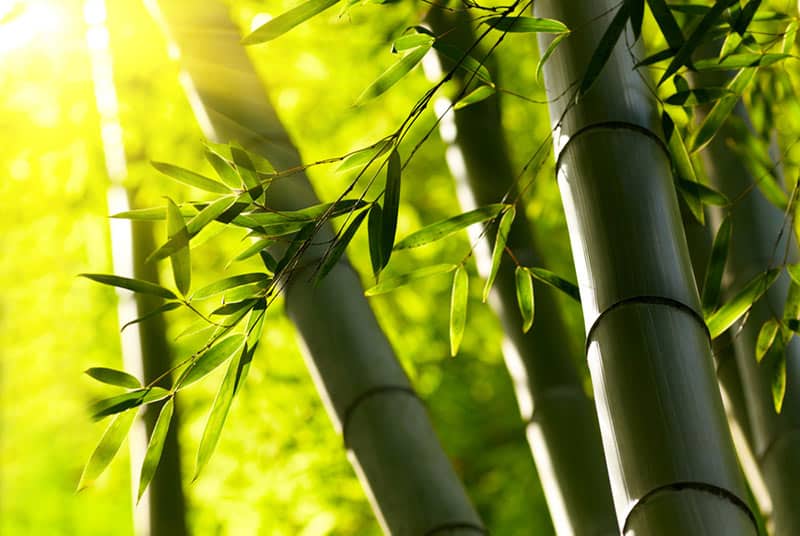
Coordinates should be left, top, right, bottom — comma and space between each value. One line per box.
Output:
0, 0, 66, 55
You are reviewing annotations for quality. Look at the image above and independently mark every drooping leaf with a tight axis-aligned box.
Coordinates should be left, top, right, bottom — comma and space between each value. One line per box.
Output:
393, 204, 506, 250
78, 410, 137, 491
166, 198, 191, 296
336, 140, 392, 173
192, 273, 270, 300
205, 150, 241, 189
626, 0, 644, 40
241, 0, 340, 45
706, 269, 781, 338
393, 33, 435, 53
211, 298, 258, 317
152, 161, 231, 194
380, 149, 401, 270
230, 145, 263, 200
364, 264, 458, 296
137, 397, 174, 501
449, 265, 468, 356
178, 334, 246, 389
701, 216, 732, 315
483, 206, 515, 302
688, 67, 756, 153
85, 367, 141, 389
662, 111, 704, 224
315, 208, 369, 283
528, 267, 581, 303
483, 16, 568, 34
91, 387, 170, 421
368, 203, 384, 277
235, 300, 266, 394
536, 32, 569, 82
676, 178, 729, 206
515, 267, 535, 333
579, 3, 629, 97
432, 42, 493, 85
647, 0, 685, 49
80, 273, 178, 300
771, 355, 787, 413
356, 43, 432, 105
665, 88, 734, 106
693, 53, 790, 70
454, 85, 496, 110
121, 302, 182, 333
756, 318, 779, 363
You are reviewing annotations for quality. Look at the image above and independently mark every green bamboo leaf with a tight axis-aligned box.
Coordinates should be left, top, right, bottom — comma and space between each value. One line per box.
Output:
233, 238, 273, 263
626, 0, 644, 40
483, 16, 568, 33
515, 267, 535, 333
85, 367, 141, 389
782, 21, 797, 54
432, 42, 493, 85
579, 3, 629, 97
380, 149, 401, 270
701, 216, 732, 314
356, 44, 431, 105
152, 161, 231, 194
315, 208, 369, 283
364, 264, 458, 296
659, 0, 739, 86
756, 318, 779, 363
178, 334, 245, 389
537, 32, 569, 82
205, 150, 241, 189
80, 273, 178, 300
786, 264, 800, 286
274, 222, 317, 274
192, 273, 269, 300
368, 203, 384, 277
91, 387, 170, 421
167, 198, 191, 296
137, 397, 174, 501
662, 111, 704, 224
647, 0, 685, 49
111, 206, 172, 220
394, 204, 506, 250
719, 31, 743, 60
211, 298, 258, 317
235, 300, 267, 394
241, 0, 340, 45
635, 47, 678, 68
454, 85, 496, 110
186, 196, 240, 236
230, 145, 263, 200
706, 269, 781, 338
78, 410, 136, 491
483, 206, 515, 302
393, 33, 435, 53
194, 348, 242, 479
667, 3, 712, 16
450, 265, 468, 356
733, 0, 762, 35
336, 140, 392, 173
693, 53, 791, 71
528, 267, 581, 303
665, 88, 734, 106
121, 302, 182, 333
772, 356, 787, 413
222, 280, 270, 303
244, 199, 368, 228
688, 68, 756, 153
676, 178, 729, 206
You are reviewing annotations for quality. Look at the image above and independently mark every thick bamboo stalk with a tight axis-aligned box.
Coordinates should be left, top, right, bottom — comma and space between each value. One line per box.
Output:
535, 1, 757, 533
425, 10, 617, 535
148, 1, 484, 533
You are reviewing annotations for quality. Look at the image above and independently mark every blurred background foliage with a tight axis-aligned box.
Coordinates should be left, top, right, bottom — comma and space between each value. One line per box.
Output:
1, 0, 797, 534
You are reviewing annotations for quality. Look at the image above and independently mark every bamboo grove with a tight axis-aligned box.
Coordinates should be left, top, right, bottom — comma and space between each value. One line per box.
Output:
77, 0, 800, 534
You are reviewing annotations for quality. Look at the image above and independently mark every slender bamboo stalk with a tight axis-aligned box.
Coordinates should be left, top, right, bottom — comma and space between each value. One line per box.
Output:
147, 1, 484, 533
424, 10, 617, 535
535, 1, 757, 532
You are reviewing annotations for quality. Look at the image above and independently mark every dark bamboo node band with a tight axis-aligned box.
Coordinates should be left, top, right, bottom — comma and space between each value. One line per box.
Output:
554, 121, 670, 175
622, 481, 758, 534
424, 522, 489, 535
341, 385, 420, 448
585, 296, 709, 355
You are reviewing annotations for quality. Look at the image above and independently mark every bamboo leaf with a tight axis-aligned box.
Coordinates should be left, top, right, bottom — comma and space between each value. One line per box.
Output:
78, 410, 137, 491
688, 68, 756, 153
393, 33, 435, 53
454, 85, 496, 110
244, 199, 368, 228
701, 216, 732, 315
336, 140, 392, 173
626, 0, 644, 40
235, 300, 267, 394
315, 208, 369, 283
274, 222, 317, 274
137, 397, 174, 501
483, 206, 515, 302
782, 21, 797, 54
194, 348, 242, 479
380, 149, 401, 270
85, 367, 142, 389
756, 318, 779, 363
665, 88, 734, 106
167, 198, 191, 296
91, 387, 170, 421
515, 267, 535, 332
368, 203, 384, 277
205, 150, 241, 189
771, 356, 786, 413
364, 264, 457, 296
676, 178, 729, 206
152, 162, 231, 194
393, 204, 506, 250
450, 265, 468, 356
241, 0, 340, 45
80, 273, 178, 300
211, 299, 258, 317
230, 145, 263, 200
356, 44, 431, 105
635, 47, 678, 68
186, 196, 240, 236
483, 16, 568, 33
579, 3, 629, 97
786, 264, 800, 286
647, 0, 685, 49
179, 334, 246, 389
233, 238, 273, 263
529, 267, 581, 303
192, 273, 270, 300
662, 111, 704, 224
706, 269, 781, 338
693, 53, 790, 70
536, 32, 569, 82
733, 0, 762, 35
121, 302, 182, 333
433, 42, 493, 85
